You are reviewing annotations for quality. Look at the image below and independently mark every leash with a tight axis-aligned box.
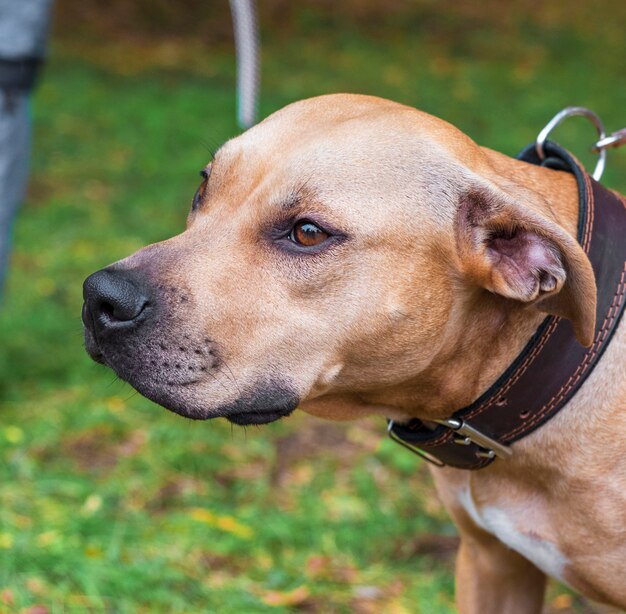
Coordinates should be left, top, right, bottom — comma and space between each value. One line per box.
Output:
388, 107, 626, 469
229, 0, 260, 130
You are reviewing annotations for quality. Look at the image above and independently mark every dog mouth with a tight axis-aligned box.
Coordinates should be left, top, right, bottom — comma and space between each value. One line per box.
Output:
84, 327, 106, 364
84, 326, 299, 425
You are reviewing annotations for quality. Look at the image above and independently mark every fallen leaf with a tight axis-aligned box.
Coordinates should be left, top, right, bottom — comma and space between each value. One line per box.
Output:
188, 508, 253, 539
305, 554, 333, 579
260, 585, 310, 607
84, 545, 103, 559
36, 531, 59, 548
4, 426, 23, 444
551, 593, 573, 609
81, 494, 103, 516
0, 589, 14, 606
25, 578, 45, 596
0, 534, 13, 549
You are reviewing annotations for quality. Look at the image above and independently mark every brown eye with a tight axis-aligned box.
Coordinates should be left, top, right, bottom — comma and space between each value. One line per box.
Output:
290, 220, 329, 247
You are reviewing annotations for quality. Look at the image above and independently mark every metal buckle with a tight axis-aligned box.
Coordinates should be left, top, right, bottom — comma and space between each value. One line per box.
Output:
387, 418, 512, 466
535, 106, 606, 181
437, 418, 513, 460
387, 420, 445, 467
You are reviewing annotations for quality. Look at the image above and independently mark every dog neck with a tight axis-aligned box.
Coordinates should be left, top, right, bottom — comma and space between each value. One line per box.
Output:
381, 294, 548, 420
385, 143, 626, 469
364, 149, 582, 421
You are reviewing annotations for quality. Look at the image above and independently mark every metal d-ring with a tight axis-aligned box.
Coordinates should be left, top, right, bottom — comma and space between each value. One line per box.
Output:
535, 106, 607, 181
387, 420, 446, 467
592, 128, 626, 153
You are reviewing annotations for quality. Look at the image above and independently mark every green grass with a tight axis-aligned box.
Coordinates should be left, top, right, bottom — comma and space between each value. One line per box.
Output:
0, 9, 624, 613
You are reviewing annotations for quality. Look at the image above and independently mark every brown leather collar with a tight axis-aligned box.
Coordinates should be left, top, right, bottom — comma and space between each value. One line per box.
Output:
388, 142, 626, 469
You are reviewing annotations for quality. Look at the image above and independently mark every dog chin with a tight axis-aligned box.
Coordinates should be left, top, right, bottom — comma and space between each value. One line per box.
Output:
149, 387, 298, 424
215, 382, 300, 425
142, 387, 297, 424
89, 350, 300, 426
226, 408, 294, 425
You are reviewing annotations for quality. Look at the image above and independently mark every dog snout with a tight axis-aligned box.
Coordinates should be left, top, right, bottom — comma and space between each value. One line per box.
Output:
82, 268, 152, 334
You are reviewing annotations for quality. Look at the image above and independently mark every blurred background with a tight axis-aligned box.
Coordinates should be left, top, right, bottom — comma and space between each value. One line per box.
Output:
0, 1, 624, 611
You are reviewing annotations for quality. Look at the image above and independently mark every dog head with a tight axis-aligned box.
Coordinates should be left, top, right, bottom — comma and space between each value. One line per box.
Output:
83, 94, 595, 424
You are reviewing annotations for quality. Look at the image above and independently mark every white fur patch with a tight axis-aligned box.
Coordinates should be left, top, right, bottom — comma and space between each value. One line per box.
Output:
457, 487, 568, 582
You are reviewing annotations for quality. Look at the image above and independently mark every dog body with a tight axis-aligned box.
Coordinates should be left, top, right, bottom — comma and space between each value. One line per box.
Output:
82, 94, 626, 612
432, 322, 626, 611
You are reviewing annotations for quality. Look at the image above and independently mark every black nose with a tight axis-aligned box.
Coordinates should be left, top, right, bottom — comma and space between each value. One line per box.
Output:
82, 269, 151, 334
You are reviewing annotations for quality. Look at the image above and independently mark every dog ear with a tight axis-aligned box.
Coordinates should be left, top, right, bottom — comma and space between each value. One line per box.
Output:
455, 185, 597, 346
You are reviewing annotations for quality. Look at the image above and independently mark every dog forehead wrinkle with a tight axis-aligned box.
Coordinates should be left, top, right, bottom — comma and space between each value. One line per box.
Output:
270, 182, 319, 213
289, 149, 461, 229
219, 107, 468, 232
278, 191, 302, 211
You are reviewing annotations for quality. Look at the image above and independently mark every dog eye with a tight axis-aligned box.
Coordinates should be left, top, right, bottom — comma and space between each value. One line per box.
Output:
191, 166, 212, 211
289, 220, 329, 247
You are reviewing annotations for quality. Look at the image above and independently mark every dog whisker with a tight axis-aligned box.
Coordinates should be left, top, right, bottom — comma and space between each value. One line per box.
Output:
218, 359, 243, 397
204, 366, 232, 396
123, 389, 140, 402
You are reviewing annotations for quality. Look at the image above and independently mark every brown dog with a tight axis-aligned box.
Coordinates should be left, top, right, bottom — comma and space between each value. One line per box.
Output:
82, 94, 626, 612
